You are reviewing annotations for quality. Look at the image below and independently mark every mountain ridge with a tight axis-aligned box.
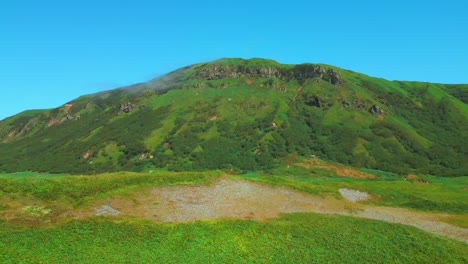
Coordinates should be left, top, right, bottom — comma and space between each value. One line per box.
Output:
2, 57, 465, 122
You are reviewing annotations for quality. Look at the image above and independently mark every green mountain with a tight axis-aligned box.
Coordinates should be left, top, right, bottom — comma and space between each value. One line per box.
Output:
0, 58, 467, 176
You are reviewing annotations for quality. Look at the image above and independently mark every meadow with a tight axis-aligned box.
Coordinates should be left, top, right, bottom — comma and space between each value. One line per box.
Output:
0, 169, 467, 263
0, 213, 466, 263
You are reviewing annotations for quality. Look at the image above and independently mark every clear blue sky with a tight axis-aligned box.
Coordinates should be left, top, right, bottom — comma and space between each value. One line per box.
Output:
1, 0, 467, 120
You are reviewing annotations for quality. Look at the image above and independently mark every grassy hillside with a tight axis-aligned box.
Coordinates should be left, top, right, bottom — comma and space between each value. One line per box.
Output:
0, 58, 466, 176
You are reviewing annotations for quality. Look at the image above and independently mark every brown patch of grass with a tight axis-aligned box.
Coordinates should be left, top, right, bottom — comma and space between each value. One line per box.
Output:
439, 214, 468, 229
406, 174, 430, 184
297, 159, 375, 179
63, 102, 74, 114
335, 168, 374, 179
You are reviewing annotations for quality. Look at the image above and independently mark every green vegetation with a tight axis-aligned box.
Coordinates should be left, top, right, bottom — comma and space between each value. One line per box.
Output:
0, 170, 466, 262
0, 214, 466, 263
0, 58, 466, 263
1, 169, 466, 215
239, 166, 468, 214
0, 58, 466, 176
0, 171, 219, 207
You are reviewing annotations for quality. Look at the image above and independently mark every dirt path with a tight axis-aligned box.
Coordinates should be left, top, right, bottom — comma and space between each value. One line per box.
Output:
81, 178, 467, 243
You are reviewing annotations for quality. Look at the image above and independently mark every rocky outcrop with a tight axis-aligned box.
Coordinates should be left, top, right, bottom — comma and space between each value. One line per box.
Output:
369, 105, 384, 115
342, 100, 351, 108
57, 114, 77, 124
196, 65, 282, 80
293, 64, 342, 85
118, 102, 148, 114
262, 79, 286, 92
120, 102, 135, 113
304, 95, 322, 107
195, 64, 342, 85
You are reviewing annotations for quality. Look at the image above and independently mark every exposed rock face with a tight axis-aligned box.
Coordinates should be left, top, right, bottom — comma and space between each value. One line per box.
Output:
64, 102, 74, 114
120, 102, 135, 113
195, 64, 342, 85
304, 95, 322, 107
293, 64, 342, 85
262, 79, 286, 92
369, 104, 384, 115
56, 114, 76, 124
196, 65, 281, 80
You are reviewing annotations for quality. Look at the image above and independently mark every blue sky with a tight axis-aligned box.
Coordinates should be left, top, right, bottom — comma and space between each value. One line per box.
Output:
1, 0, 467, 120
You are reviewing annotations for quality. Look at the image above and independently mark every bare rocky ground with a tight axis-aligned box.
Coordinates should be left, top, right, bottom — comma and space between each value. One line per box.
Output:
75, 178, 468, 243
339, 188, 370, 202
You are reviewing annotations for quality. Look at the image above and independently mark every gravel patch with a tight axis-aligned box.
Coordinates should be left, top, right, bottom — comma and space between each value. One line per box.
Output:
139, 178, 333, 222
78, 179, 467, 243
339, 188, 370, 202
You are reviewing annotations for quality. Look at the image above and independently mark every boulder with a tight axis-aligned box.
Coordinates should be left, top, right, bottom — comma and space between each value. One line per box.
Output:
369, 104, 383, 115
120, 102, 135, 113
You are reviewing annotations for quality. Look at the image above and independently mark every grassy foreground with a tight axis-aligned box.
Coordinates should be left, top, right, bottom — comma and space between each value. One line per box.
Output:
0, 171, 219, 208
0, 213, 466, 263
0, 170, 466, 262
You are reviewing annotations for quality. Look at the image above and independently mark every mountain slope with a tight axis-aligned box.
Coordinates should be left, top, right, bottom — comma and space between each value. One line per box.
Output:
0, 58, 467, 175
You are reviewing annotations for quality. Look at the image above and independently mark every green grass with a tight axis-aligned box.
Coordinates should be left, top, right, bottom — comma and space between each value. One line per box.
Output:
0, 171, 70, 178
340, 176, 468, 213
241, 168, 468, 214
0, 213, 466, 263
144, 115, 176, 149
2, 169, 466, 214
442, 214, 468, 228
0, 170, 466, 262
0, 171, 220, 207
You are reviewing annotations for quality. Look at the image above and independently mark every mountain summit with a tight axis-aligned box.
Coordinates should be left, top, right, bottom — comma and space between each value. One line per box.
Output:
0, 58, 466, 175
